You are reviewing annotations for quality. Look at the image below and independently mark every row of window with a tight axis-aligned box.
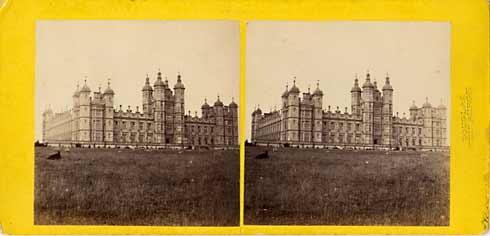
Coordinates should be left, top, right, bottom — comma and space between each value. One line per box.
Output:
188, 125, 214, 134
394, 126, 423, 136
115, 132, 153, 143
114, 121, 152, 130
191, 136, 214, 145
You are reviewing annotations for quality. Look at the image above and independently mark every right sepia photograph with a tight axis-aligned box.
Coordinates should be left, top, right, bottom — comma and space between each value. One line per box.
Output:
245, 21, 450, 226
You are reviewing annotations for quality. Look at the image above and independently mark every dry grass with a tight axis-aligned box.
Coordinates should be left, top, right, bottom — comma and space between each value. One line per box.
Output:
244, 146, 449, 226
35, 147, 239, 226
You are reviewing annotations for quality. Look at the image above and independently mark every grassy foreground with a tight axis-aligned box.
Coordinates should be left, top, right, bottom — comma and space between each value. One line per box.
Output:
35, 147, 239, 226
244, 146, 449, 226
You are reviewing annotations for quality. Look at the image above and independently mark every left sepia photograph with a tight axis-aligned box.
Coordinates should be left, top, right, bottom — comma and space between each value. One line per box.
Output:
34, 20, 240, 226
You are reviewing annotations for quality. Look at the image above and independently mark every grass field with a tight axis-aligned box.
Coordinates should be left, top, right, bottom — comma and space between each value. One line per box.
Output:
244, 146, 449, 226
35, 147, 239, 226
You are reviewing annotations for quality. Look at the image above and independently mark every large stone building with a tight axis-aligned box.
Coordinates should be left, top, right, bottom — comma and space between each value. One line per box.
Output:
251, 73, 448, 151
42, 71, 239, 149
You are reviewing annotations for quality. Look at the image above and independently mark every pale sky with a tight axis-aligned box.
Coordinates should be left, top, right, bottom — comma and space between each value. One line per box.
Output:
35, 20, 240, 142
245, 21, 450, 141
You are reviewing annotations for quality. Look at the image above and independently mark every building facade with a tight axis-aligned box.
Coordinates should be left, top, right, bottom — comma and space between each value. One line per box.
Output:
42, 71, 239, 149
251, 73, 448, 151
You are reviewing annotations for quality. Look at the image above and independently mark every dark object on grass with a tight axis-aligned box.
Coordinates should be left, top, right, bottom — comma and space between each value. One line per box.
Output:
47, 151, 61, 160
255, 150, 269, 159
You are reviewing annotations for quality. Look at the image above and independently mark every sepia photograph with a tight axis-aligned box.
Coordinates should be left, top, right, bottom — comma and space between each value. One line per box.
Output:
34, 20, 240, 226
245, 21, 450, 226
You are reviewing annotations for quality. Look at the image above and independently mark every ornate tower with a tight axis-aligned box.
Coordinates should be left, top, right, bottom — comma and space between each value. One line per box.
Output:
422, 97, 433, 147
286, 79, 300, 143
280, 85, 289, 142
381, 75, 393, 147
173, 73, 185, 145
71, 83, 80, 142
372, 79, 383, 145
281, 85, 289, 108
409, 101, 418, 120
42, 106, 54, 143
251, 107, 262, 142
142, 74, 153, 115
361, 72, 374, 145
229, 98, 239, 145
350, 76, 362, 117
312, 81, 324, 144
163, 76, 174, 142
153, 71, 166, 144
78, 79, 91, 142
201, 98, 211, 118
214, 96, 224, 145
103, 79, 115, 144
437, 101, 447, 146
